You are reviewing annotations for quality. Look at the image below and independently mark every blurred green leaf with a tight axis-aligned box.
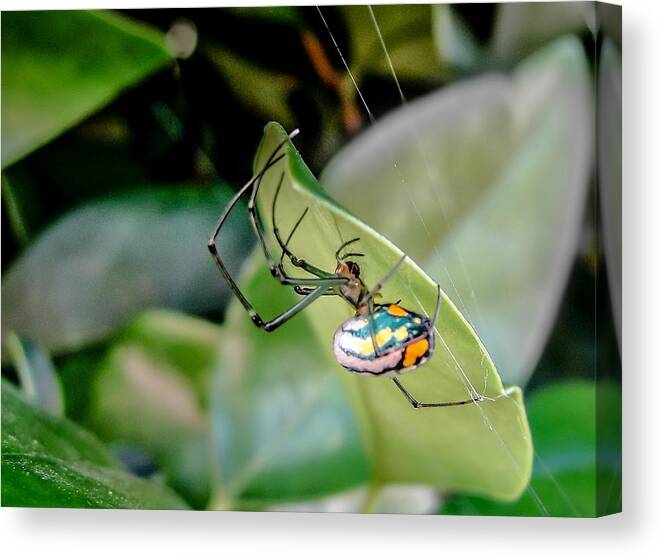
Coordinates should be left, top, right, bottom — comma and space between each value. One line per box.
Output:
1, 186, 252, 352
206, 45, 298, 127
432, 3, 591, 72
1, 381, 188, 508
441, 381, 621, 517
1, 10, 172, 167
5, 332, 64, 416
211, 122, 531, 504
490, 2, 591, 64
598, 39, 622, 348
322, 37, 592, 386
87, 310, 220, 508
432, 5, 485, 72
211, 262, 369, 506
340, 4, 446, 83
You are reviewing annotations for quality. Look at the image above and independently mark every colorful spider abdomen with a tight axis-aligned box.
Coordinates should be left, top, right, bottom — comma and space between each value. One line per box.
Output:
333, 304, 434, 377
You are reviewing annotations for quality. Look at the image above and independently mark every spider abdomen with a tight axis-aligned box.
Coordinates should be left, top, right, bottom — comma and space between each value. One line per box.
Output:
333, 304, 434, 377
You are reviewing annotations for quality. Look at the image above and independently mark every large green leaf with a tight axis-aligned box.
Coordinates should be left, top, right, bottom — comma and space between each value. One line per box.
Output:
1, 10, 172, 167
441, 381, 621, 517
86, 310, 220, 508
1, 381, 188, 509
322, 37, 592, 386
211, 122, 531, 503
211, 261, 369, 507
1, 186, 252, 352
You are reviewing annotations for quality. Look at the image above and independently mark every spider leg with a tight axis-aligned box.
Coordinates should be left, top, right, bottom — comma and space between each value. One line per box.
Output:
294, 286, 337, 296
270, 174, 336, 279
358, 254, 407, 306
391, 285, 484, 409
279, 206, 309, 267
366, 300, 384, 357
335, 237, 361, 261
208, 129, 346, 330
260, 285, 331, 332
392, 378, 484, 409
207, 136, 293, 321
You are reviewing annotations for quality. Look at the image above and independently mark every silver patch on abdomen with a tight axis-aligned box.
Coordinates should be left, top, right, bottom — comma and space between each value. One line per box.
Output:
333, 328, 403, 376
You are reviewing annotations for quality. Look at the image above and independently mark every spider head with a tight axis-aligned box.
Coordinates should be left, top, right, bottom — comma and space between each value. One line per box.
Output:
346, 260, 361, 278
335, 260, 360, 280
335, 259, 365, 307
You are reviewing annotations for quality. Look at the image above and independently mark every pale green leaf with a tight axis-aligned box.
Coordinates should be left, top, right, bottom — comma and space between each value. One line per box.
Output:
211, 263, 369, 506
215, 122, 532, 502
322, 37, 592, 386
490, 2, 592, 64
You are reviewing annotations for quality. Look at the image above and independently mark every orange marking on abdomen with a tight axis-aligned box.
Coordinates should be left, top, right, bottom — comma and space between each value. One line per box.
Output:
402, 338, 429, 367
387, 304, 408, 317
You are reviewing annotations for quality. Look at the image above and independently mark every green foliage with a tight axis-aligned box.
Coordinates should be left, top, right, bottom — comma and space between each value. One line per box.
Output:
441, 381, 622, 517
211, 262, 369, 507
206, 45, 298, 127
432, 3, 592, 71
1, 10, 172, 167
5, 332, 64, 416
1, 187, 252, 352
233, 122, 533, 501
0, 6, 620, 515
341, 4, 447, 82
322, 38, 592, 387
1, 381, 188, 509
86, 310, 221, 509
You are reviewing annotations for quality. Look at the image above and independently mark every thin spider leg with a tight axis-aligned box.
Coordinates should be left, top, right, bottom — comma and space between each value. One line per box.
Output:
341, 252, 365, 259
260, 285, 330, 332
208, 129, 296, 252
280, 276, 348, 287
207, 149, 292, 321
278, 206, 309, 267
294, 286, 337, 296
335, 237, 360, 261
240, 143, 335, 283
365, 330, 432, 360
207, 129, 342, 329
358, 254, 407, 306
430, 284, 442, 329
248, 170, 284, 277
366, 299, 384, 357
392, 377, 484, 409
424, 285, 443, 354
270, 173, 336, 278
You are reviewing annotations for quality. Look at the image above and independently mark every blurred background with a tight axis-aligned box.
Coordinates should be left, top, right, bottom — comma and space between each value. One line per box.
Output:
1, 3, 621, 516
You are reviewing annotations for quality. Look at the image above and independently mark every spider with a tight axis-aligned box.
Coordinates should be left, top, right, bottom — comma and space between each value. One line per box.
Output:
208, 129, 483, 409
